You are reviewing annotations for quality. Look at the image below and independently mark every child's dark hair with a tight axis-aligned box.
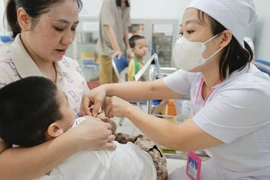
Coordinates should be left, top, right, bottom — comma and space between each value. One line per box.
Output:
0, 77, 62, 147
129, 35, 145, 48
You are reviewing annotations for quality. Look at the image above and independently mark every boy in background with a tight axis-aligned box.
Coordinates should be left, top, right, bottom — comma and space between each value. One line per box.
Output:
128, 35, 147, 81
128, 35, 168, 115
0, 77, 167, 180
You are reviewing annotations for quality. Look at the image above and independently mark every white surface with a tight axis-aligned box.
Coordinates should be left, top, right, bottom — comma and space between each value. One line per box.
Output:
37, 141, 156, 180
82, 22, 99, 32
80, 0, 191, 19
253, 0, 270, 61
0, 0, 5, 34
153, 24, 174, 36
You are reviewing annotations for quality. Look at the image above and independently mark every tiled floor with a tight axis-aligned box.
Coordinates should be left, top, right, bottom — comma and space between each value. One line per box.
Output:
113, 116, 187, 174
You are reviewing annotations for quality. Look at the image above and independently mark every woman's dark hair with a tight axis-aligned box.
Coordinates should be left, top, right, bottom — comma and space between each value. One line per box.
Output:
6, 0, 83, 38
0, 77, 63, 147
198, 11, 253, 80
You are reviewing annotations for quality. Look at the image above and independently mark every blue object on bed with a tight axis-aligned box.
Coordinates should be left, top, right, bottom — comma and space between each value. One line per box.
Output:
255, 59, 270, 76
0, 36, 13, 43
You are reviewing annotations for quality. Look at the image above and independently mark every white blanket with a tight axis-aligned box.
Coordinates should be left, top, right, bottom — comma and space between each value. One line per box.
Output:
36, 142, 156, 180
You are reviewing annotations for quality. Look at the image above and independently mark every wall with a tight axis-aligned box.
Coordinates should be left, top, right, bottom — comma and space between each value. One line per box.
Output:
81, 0, 270, 61
0, 0, 5, 33
80, 0, 191, 19
253, 0, 270, 61
0, 0, 269, 60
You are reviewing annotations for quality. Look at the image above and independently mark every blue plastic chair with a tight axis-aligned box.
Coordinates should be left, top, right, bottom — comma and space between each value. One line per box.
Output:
112, 56, 129, 80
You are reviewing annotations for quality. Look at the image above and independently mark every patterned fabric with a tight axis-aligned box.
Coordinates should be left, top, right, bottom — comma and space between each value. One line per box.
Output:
116, 133, 168, 180
0, 35, 89, 141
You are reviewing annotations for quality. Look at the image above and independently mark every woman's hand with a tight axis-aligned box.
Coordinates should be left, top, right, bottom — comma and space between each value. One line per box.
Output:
103, 96, 133, 118
69, 116, 116, 150
80, 86, 107, 117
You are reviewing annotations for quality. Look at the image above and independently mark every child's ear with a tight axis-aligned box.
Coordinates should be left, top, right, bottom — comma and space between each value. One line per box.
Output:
47, 122, 64, 138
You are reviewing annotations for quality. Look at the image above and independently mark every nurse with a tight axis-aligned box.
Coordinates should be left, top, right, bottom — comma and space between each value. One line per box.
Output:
81, 0, 270, 179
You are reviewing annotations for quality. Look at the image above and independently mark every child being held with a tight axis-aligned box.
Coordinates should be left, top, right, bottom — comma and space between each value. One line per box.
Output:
0, 77, 167, 180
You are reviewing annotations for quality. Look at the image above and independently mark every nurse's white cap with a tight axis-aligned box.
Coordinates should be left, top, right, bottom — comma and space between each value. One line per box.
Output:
187, 0, 256, 48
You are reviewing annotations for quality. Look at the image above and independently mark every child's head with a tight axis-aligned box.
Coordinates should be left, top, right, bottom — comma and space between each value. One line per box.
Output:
0, 77, 75, 147
129, 35, 147, 59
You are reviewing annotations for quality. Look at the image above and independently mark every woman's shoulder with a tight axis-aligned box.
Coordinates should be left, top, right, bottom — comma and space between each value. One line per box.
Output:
215, 65, 270, 107
221, 64, 270, 91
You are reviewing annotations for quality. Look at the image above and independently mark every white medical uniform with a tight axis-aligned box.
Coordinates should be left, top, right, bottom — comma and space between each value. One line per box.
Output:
165, 65, 270, 179
36, 118, 157, 180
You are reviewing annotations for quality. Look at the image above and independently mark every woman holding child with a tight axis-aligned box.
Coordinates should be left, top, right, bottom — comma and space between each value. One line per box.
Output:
0, 0, 115, 179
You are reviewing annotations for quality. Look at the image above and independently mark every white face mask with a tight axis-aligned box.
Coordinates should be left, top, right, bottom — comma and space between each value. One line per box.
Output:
173, 34, 223, 71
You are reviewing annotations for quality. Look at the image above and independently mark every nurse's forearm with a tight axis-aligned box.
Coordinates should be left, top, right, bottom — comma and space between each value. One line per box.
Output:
104, 79, 181, 102
0, 132, 80, 180
105, 81, 155, 102
125, 106, 205, 151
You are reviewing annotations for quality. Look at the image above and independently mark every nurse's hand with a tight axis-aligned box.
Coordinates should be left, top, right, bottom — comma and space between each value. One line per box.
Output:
103, 96, 133, 118
69, 116, 116, 150
80, 86, 107, 117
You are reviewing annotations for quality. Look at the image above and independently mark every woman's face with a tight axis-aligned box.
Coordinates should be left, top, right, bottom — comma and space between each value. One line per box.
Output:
180, 8, 223, 70
23, 0, 79, 62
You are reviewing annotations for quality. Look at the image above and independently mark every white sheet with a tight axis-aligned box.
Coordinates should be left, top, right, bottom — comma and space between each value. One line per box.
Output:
36, 142, 156, 180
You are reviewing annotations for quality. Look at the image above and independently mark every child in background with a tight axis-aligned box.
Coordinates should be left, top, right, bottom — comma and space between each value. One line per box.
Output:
128, 35, 168, 116
0, 77, 167, 180
128, 35, 147, 81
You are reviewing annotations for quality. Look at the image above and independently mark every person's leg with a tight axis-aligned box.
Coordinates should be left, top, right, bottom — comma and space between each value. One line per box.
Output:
99, 55, 114, 84
112, 68, 119, 83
